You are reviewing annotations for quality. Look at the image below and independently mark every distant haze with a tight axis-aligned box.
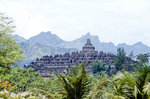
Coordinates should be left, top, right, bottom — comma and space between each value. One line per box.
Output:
13, 31, 150, 66
0, 0, 150, 46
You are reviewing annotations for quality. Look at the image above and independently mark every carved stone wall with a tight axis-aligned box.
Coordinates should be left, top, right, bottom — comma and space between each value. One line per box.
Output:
26, 39, 122, 77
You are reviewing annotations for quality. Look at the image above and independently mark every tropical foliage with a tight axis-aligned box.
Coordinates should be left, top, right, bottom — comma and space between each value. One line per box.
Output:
114, 47, 126, 71
91, 59, 114, 76
1, 67, 39, 92
137, 53, 150, 66
0, 12, 23, 71
56, 62, 91, 99
1, 12, 150, 99
91, 60, 106, 74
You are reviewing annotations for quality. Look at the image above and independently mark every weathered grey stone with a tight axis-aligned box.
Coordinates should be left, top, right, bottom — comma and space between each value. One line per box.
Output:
26, 39, 133, 77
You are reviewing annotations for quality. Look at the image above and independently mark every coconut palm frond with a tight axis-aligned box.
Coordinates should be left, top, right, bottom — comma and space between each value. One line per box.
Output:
113, 72, 138, 98
104, 93, 126, 99
88, 75, 110, 99
143, 83, 150, 96
112, 66, 150, 99
56, 73, 75, 99
56, 62, 90, 99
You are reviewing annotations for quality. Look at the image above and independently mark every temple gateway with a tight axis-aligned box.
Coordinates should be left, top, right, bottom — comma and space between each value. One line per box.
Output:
27, 39, 116, 77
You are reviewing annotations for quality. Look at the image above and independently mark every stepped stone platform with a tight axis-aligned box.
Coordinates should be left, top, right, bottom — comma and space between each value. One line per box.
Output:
26, 39, 128, 77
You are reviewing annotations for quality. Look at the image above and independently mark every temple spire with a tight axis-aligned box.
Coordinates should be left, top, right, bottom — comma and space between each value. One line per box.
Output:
86, 39, 92, 45
82, 39, 95, 52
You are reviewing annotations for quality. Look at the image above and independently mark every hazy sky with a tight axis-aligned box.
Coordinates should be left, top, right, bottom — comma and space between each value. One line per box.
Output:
0, 0, 150, 46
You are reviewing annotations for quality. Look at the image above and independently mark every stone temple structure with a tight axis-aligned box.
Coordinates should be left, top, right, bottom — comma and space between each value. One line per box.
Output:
27, 39, 116, 77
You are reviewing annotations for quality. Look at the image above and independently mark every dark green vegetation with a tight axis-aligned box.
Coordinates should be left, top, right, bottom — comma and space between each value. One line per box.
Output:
114, 47, 126, 71
91, 60, 113, 76
1, 13, 150, 99
1, 62, 150, 99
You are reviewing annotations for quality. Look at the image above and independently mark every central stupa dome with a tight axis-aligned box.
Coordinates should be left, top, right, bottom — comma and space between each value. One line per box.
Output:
82, 39, 95, 52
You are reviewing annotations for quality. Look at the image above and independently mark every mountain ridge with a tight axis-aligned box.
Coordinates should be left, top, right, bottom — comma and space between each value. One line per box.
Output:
13, 31, 150, 66
13, 31, 150, 55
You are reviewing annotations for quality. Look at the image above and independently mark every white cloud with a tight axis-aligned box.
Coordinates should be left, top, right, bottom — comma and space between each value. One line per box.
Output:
0, 0, 150, 46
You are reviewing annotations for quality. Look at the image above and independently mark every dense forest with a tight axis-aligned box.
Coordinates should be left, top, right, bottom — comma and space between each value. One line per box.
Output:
1, 13, 150, 99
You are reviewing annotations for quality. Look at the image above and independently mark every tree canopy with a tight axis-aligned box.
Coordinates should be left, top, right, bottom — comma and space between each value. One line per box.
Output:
137, 53, 150, 66
0, 13, 23, 70
114, 47, 126, 71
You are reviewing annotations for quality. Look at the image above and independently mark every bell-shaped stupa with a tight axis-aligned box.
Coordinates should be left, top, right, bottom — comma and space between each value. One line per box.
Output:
82, 39, 95, 52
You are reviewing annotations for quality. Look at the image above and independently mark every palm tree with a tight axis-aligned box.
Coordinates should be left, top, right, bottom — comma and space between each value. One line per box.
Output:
104, 93, 125, 99
87, 74, 126, 99
88, 76, 109, 99
112, 66, 150, 99
56, 62, 91, 99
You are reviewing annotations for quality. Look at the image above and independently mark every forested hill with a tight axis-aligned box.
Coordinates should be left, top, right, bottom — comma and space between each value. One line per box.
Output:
13, 31, 150, 66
